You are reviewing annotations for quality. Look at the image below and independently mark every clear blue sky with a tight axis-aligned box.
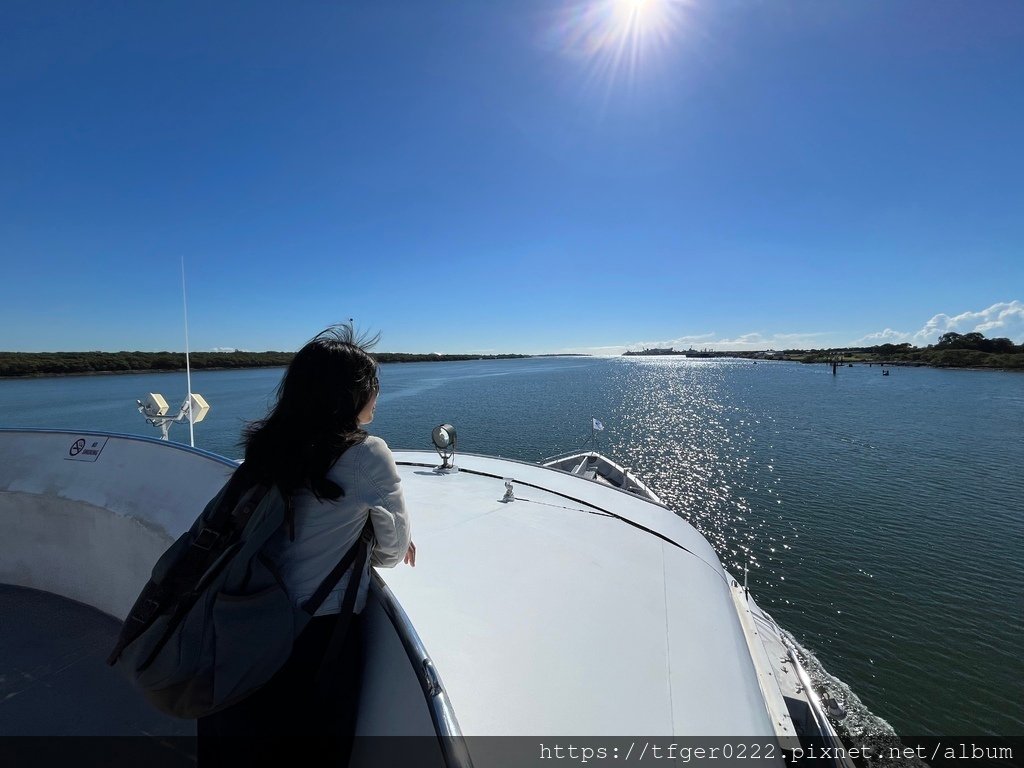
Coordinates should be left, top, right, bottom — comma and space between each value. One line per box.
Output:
2, 0, 1022, 353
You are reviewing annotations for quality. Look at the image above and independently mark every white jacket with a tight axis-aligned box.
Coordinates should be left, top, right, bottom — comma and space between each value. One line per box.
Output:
264, 436, 411, 616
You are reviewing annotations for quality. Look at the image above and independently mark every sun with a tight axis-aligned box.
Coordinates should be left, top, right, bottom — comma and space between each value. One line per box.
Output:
609, 0, 680, 46
614, 0, 665, 24
553, 0, 687, 87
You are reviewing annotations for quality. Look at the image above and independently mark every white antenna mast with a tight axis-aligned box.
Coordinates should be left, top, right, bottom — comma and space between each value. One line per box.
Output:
181, 257, 195, 448
135, 262, 209, 442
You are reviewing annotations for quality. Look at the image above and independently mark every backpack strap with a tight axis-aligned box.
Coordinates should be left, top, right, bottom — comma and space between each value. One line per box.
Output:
309, 520, 374, 697
300, 519, 374, 616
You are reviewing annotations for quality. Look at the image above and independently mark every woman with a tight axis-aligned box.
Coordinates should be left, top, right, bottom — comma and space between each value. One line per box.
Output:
197, 324, 414, 766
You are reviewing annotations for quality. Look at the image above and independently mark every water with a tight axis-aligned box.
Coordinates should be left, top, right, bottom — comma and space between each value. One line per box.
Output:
1, 357, 1022, 742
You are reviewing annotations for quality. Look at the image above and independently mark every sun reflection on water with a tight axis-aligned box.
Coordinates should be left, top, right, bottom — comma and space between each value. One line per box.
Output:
598, 357, 799, 589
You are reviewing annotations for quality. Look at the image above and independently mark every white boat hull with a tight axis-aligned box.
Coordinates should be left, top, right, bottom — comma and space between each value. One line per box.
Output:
0, 430, 854, 766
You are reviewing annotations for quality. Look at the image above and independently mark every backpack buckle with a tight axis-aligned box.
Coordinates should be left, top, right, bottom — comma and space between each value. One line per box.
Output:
193, 527, 220, 550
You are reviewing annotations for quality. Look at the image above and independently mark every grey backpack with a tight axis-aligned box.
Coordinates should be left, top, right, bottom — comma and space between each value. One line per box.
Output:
106, 465, 371, 719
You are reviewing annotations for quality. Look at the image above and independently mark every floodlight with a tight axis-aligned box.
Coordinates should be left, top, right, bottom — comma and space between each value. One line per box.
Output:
137, 391, 210, 441
431, 423, 458, 472
140, 393, 169, 418
186, 393, 210, 424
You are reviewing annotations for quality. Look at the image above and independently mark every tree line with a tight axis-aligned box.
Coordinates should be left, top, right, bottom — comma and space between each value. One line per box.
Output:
790, 331, 1023, 369
620, 332, 1023, 370
934, 331, 1019, 354
0, 350, 529, 378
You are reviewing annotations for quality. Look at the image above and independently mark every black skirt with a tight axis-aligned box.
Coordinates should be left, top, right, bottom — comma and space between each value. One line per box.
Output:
197, 612, 364, 768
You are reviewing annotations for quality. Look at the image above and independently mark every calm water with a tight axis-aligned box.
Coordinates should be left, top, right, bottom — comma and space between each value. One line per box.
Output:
1, 357, 1022, 741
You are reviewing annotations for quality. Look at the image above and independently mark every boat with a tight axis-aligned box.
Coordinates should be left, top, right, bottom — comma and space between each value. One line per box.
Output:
541, 449, 663, 504
0, 426, 857, 766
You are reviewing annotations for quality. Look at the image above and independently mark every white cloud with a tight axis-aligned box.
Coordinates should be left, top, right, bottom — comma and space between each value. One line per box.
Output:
210, 346, 248, 352
709, 332, 830, 351
556, 302, 1024, 356
857, 328, 913, 343
856, 300, 1024, 346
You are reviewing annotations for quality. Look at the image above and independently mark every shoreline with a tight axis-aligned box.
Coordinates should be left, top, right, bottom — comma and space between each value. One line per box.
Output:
3, 356, 1021, 380
621, 353, 1023, 372
0, 365, 290, 381
618, 354, 1022, 372
0, 354, 588, 381
821, 360, 1024, 373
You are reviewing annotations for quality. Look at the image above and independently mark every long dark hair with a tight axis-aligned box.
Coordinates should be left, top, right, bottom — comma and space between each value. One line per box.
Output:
242, 323, 380, 504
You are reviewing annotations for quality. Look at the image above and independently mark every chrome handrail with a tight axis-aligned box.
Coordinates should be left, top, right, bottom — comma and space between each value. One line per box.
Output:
369, 573, 474, 768
783, 643, 857, 768
539, 448, 598, 465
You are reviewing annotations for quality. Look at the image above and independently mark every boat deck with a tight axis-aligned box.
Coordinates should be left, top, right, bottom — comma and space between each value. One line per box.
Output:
0, 431, 785, 750
0, 583, 194, 741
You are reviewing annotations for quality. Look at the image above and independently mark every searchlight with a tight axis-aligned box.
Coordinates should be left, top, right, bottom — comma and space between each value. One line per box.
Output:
431, 423, 458, 473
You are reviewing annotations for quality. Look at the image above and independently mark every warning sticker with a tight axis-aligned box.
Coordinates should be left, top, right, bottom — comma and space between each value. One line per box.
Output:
66, 436, 109, 462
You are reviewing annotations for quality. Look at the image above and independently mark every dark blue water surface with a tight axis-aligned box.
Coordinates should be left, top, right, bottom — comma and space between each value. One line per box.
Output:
1, 357, 1021, 739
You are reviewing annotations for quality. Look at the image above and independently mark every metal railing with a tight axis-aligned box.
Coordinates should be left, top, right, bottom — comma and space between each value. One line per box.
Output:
369, 573, 474, 768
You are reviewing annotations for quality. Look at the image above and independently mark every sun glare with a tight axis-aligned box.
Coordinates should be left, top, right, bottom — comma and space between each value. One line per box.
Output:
614, 0, 665, 27
553, 0, 687, 88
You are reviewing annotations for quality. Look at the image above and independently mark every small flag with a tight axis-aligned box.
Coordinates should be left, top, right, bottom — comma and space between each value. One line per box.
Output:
592, 418, 604, 431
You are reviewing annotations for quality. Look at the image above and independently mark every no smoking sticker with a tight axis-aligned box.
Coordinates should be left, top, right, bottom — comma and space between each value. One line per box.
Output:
66, 436, 108, 462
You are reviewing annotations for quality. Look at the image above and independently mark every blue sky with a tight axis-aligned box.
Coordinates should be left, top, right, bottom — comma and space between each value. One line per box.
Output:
2, 0, 1022, 354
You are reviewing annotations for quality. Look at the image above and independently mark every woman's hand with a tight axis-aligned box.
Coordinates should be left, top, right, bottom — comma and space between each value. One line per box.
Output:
404, 541, 416, 567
